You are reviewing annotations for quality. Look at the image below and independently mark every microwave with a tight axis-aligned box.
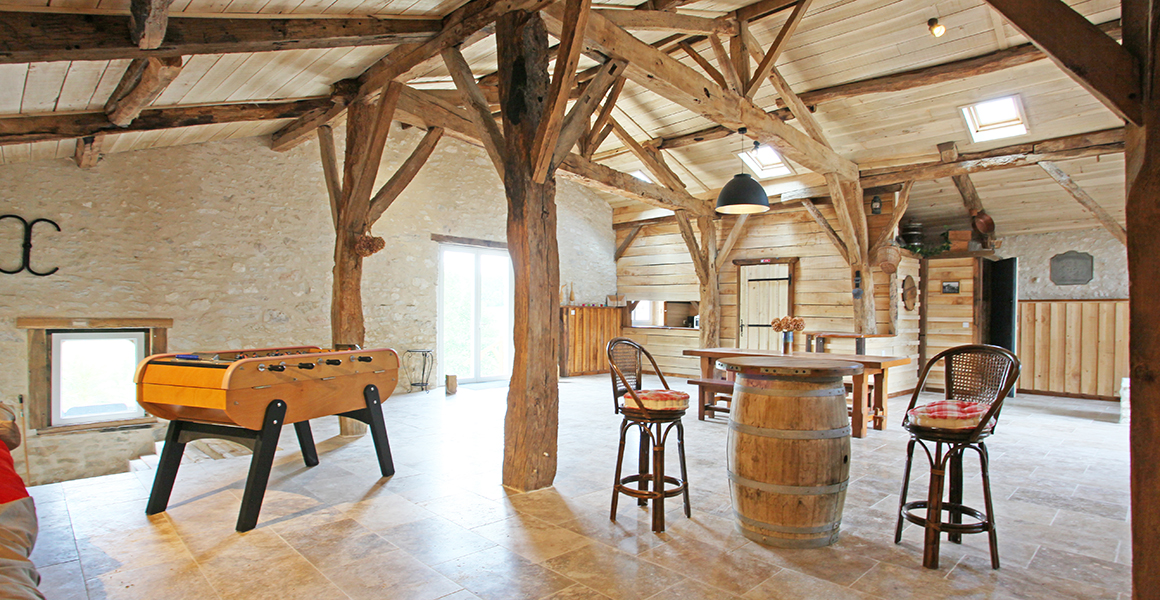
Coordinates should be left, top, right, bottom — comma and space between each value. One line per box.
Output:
692, 315, 700, 328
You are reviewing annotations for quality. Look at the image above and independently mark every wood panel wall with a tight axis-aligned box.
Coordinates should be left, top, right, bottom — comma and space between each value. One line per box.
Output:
621, 327, 701, 379
1018, 300, 1128, 399
922, 257, 980, 365
559, 306, 623, 377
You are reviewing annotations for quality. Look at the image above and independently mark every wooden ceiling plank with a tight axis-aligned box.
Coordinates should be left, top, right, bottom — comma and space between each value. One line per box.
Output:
1038, 161, 1126, 245
130, 0, 174, 49
552, 59, 626, 169
0, 12, 443, 63
532, 0, 592, 183
744, 0, 810, 99
442, 45, 507, 178
366, 126, 445, 224
104, 56, 184, 126
983, 0, 1140, 125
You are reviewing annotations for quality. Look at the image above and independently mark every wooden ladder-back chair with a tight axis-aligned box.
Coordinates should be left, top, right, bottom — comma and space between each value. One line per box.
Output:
895, 344, 1021, 569
607, 337, 691, 533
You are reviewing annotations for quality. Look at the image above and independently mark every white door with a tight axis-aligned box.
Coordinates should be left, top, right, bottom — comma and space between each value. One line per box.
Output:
739, 263, 791, 350
438, 246, 515, 383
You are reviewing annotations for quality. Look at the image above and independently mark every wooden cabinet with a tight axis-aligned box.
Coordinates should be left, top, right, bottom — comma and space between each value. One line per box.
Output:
559, 306, 623, 376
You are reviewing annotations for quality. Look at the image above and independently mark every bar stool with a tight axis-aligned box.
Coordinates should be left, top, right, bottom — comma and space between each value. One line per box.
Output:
895, 344, 1020, 569
607, 337, 691, 533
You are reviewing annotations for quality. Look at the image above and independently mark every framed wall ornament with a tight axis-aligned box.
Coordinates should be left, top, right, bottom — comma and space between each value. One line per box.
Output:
1050, 251, 1094, 286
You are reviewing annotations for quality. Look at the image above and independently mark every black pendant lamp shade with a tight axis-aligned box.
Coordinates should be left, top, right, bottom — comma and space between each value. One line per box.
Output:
715, 173, 770, 214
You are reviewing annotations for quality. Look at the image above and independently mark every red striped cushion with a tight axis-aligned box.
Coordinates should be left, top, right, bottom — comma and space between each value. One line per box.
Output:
908, 400, 988, 429
624, 389, 690, 410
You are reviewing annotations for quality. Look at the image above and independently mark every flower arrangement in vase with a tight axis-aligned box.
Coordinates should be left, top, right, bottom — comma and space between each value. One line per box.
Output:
771, 317, 806, 353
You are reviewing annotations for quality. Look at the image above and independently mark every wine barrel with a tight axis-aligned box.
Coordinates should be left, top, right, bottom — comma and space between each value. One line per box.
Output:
719, 357, 863, 548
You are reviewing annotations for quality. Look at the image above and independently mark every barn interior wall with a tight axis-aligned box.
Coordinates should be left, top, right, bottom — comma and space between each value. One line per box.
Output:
0, 128, 616, 485
995, 228, 1128, 300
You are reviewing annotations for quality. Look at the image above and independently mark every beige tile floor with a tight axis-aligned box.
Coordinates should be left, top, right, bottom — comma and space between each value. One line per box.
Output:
30, 375, 1131, 599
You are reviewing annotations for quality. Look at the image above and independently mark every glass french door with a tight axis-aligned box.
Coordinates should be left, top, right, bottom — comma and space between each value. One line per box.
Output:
439, 246, 514, 383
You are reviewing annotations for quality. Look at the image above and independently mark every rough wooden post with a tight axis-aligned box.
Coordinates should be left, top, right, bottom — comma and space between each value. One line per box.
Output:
498, 10, 560, 491
696, 215, 721, 348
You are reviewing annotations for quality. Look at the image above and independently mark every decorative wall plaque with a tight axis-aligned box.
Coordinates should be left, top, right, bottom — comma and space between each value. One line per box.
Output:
942, 281, 960, 294
1050, 251, 1093, 285
902, 275, 917, 311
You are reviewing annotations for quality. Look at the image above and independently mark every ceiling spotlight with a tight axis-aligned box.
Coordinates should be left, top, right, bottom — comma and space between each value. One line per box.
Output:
928, 18, 946, 37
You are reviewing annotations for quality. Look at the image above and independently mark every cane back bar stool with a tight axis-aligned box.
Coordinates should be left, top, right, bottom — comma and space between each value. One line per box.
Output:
895, 344, 1020, 569
607, 337, 691, 533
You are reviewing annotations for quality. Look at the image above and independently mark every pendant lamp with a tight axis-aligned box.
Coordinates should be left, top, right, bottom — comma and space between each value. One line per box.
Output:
715, 128, 770, 214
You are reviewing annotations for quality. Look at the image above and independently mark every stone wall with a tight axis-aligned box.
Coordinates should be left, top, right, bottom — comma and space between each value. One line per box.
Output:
996, 228, 1127, 300
0, 127, 616, 484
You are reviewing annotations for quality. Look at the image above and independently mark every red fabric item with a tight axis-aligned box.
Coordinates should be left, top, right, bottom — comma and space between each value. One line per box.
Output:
908, 400, 988, 429
0, 444, 29, 504
624, 389, 690, 410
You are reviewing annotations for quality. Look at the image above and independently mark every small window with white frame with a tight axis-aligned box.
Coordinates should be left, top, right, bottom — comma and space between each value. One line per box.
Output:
50, 329, 147, 426
631, 301, 663, 327
960, 95, 1028, 143
738, 144, 795, 179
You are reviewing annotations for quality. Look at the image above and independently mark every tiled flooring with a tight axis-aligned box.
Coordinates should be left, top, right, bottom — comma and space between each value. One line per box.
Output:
31, 375, 1131, 599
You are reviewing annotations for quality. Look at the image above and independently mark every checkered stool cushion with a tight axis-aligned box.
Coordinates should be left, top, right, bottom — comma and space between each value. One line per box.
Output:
624, 389, 690, 411
907, 400, 988, 429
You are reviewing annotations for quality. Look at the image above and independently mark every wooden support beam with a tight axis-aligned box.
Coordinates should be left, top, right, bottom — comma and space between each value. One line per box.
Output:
765, 65, 828, 146
584, 74, 626, 157
1038, 161, 1126, 245
0, 97, 335, 146
744, 0, 810, 98
0, 12, 442, 63
532, 0, 592, 183
615, 225, 643, 260
544, 5, 857, 179
129, 0, 174, 49
557, 154, 711, 214
733, 0, 801, 23
715, 213, 750, 269
442, 45, 507, 178
800, 198, 848, 263
104, 56, 184, 127
675, 211, 708, 283
609, 118, 685, 190
871, 180, 912, 253
595, 10, 737, 35
317, 125, 342, 230
937, 141, 986, 215
679, 41, 728, 89
366, 127, 445, 224
73, 134, 103, 169
708, 34, 744, 94
552, 60, 626, 168
983, 0, 1141, 125
695, 213, 721, 348
731, 24, 750, 87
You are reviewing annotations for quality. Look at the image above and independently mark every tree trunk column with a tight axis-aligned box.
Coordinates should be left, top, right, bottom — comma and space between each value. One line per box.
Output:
333, 227, 369, 436
498, 10, 560, 491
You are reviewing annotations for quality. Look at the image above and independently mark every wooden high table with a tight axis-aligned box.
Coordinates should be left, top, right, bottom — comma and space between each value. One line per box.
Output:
804, 331, 894, 355
683, 348, 911, 438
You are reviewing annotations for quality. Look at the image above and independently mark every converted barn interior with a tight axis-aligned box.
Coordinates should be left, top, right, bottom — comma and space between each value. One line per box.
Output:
0, 0, 1149, 597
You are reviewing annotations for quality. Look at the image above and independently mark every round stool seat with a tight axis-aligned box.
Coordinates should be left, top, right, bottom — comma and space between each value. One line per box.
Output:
621, 389, 690, 411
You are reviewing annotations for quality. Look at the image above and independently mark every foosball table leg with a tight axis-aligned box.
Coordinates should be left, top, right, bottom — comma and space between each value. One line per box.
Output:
145, 420, 188, 516
294, 422, 319, 467
338, 385, 395, 478
236, 399, 287, 532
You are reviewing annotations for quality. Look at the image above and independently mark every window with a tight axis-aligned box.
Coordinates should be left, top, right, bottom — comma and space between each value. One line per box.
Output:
738, 144, 794, 179
50, 330, 147, 426
631, 301, 660, 326
630, 170, 653, 183
960, 96, 1028, 143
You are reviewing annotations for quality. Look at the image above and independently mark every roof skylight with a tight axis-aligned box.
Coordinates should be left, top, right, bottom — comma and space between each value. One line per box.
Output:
960, 95, 1028, 143
630, 170, 653, 183
738, 144, 794, 179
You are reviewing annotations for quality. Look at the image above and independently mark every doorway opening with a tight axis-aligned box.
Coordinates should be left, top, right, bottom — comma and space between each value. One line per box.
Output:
438, 245, 514, 384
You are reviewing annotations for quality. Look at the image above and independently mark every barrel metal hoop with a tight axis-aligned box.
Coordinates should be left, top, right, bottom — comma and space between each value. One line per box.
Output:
729, 421, 852, 439
734, 511, 841, 534
734, 384, 847, 397
727, 471, 849, 495
736, 526, 840, 548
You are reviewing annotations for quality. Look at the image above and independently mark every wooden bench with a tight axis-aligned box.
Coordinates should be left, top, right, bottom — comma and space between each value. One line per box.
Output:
687, 379, 733, 420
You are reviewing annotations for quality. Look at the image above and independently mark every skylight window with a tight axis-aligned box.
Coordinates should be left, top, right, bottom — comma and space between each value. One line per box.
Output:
630, 170, 653, 183
738, 144, 794, 179
960, 96, 1028, 143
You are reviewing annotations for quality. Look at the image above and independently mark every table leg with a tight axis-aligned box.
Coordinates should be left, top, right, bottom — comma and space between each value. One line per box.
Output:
699, 356, 714, 379
851, 373, 869, 438
873, 369, 889, 430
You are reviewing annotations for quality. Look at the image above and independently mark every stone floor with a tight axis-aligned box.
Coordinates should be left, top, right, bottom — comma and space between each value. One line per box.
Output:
30, 375, 1131, 599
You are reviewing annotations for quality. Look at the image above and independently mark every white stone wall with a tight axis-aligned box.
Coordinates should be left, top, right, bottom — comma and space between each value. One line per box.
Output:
995, 228, 1127, 300
0, 126, 616, 484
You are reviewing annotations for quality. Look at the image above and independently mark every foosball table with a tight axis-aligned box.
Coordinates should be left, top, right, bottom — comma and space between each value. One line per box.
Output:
134, 345, 399, 531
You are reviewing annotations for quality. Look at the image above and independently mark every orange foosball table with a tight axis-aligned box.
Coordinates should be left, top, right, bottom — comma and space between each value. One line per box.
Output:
134, 345, 400, 531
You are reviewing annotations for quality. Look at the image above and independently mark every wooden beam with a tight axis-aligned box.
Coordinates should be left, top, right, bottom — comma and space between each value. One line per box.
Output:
366, 126, 445, 224
708, 34, 744, 94
442, 45, 507, 178
544, 5, 857, 179
824, 173, 859, 262
609, 118, 685, 190
695, 213, 721, 348
800, 198, 848, 263
733, 0, 801, 23
596, 10, 736, 35
341, 81, 403, 226
0, 97, 335, 146
679, 41, 728, 89
871, 180, 912, 253
317, 125, 342, 230
614, 225, 643, 260
983, 0, 1140, 125
937, 141, 986, 216
731, 23, 750, 87
765, 65, 828, 146
1038, 161, 1126, 245
585, 74, 627, 156
532, 0, 592, 183
675, 210, 708, 283
715, 213, 750, 269
744, 0, 810, 98
73, 134, 103, 169
271, 79, 360, 152
556, 154, 710, 214
129, 0, 174, 49
0, 12, 442, 63
104, 56, 184, 126
552, 60, 626, 169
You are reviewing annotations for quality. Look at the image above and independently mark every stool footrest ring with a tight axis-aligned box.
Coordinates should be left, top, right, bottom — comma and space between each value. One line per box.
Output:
615, 474, 687, 500
901, 500, 992, 535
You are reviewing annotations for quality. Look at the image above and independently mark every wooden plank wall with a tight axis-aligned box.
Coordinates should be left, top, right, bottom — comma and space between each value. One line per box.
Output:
923, 257, 980, 365
621, 327, 702, 378
616, 198, 921, 394
1018, 300, 1128, 399
559, 306, 623, 376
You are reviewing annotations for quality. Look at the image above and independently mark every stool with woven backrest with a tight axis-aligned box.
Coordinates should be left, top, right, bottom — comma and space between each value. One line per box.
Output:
607, 337, 691, 533
895, 344, 1020, 569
